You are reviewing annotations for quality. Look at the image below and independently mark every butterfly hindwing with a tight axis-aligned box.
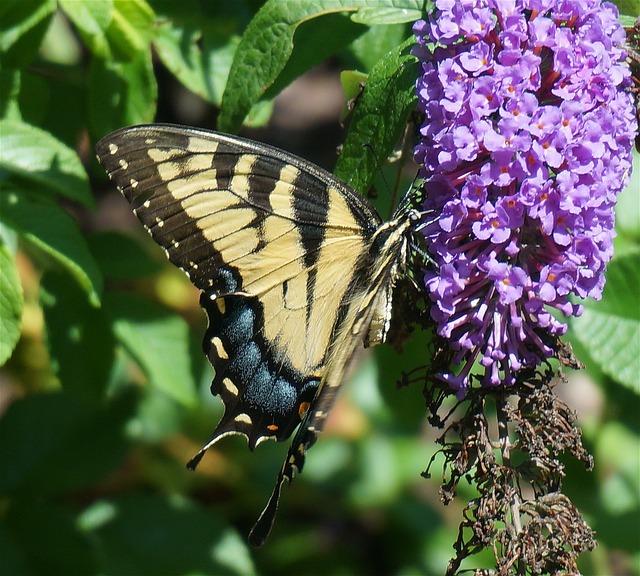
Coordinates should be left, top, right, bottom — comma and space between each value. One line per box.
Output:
196, 292, 321, 451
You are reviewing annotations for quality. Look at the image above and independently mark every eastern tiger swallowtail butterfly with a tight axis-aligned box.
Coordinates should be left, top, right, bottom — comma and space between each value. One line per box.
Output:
96, 123, 424, 546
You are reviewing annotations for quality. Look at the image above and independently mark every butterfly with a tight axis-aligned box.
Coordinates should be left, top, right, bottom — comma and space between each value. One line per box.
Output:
96, 123, 424, 546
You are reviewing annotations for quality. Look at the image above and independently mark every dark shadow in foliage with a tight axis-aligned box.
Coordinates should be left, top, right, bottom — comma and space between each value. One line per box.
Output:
86, 492, 255, 576
0, 390, 137, 575
0, 391, 135, 498
2, 499, 96, 576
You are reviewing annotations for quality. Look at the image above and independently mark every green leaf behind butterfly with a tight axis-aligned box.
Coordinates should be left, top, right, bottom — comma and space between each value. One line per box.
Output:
105, 292, 199, 407
154, 20, 238, 106
262, 12, 368, 101
350, 22, 410, 72
218, 0, 424, 132
0, 191, 103, 306
79, 493, 257, 576
87, 231, 163, 280
350, 5, 423, 24
0, 69, 21, 121
1, 499, 96, 575
0, 0, 56, 68
58, 0, 113, 58
0, 243, 23, 367
334, 36, 417, 194
0, 391, 133, 497
0, 119, 94, 207
88, 48, 157, 137
152, 0, 252, 107
571, 249, 640, 393
614, 154, 640, 243
40, 271, 114, 404
103, 0, 155, 61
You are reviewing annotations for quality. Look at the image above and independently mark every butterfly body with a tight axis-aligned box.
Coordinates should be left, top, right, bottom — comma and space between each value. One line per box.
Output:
96, 124, 419, 545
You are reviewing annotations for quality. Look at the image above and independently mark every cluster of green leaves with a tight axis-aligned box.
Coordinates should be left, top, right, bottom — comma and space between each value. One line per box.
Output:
0, 0, 639, 575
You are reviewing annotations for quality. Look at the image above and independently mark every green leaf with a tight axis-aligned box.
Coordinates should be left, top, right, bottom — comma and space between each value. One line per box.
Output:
0, 119, 94, 207
14, 70, 50, 128
341, 69, 368, 103
264, 12, 368, 100
374, 328, 435, 432
571, 250, 640, 392
105, 292, 199, 407
617, 1, 640, 26
0, 391, 134, 496
0, 243, 23, 366
88, 48, 157, 137
40, 271, 115, 404
0, 191, 103, 306
218, 0, 423, 132
334, 36, 417, 193
154, 21, 218, 104
350, 433, 400, 507
350, 22, 409, 71
0, 0, 56, 68
350, 6, 422, 24
81, 493, 256, 575
615, 149, 640, 242
127, 385, 184, 442
59, 0, 113, 58
0, 68, 21, 121
596, 421, 640, 516
104, 0, 155, 61
151, 1, 254, 91
87, 231, 163, 279
155, 24, 240, 107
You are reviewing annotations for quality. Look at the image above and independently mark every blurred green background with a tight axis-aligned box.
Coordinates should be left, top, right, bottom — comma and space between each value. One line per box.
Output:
1, 1, 638, 575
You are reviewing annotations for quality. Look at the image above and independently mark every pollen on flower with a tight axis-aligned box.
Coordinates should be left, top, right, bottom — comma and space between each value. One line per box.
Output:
413, 0, 638, 396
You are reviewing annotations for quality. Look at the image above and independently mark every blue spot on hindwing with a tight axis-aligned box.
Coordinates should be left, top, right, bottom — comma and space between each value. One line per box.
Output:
218, 267, 238, 293
230, 341, 261, 383
224, 303, 254, 347
245, 372, 296, 415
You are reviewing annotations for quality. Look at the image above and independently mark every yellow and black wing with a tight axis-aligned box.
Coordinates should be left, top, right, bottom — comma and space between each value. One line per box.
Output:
96, 123, 414, 545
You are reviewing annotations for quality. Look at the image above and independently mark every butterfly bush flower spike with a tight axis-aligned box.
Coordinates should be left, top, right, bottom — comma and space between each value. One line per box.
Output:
414, 0, 637, 397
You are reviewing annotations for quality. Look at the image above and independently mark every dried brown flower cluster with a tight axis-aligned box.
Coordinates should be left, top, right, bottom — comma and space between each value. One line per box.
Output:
418, 354, 595, 575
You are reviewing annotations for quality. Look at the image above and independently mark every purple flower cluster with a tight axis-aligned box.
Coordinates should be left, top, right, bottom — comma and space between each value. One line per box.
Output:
414, 0, 637, 396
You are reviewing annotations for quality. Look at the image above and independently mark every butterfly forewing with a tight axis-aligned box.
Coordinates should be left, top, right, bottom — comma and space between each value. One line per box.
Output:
96, 123, 414, 545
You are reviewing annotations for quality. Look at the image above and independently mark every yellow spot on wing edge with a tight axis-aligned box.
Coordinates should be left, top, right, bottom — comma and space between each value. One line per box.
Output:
211, 337, 229, 360
222, 377, 238, 396
234, 413, 252, 425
